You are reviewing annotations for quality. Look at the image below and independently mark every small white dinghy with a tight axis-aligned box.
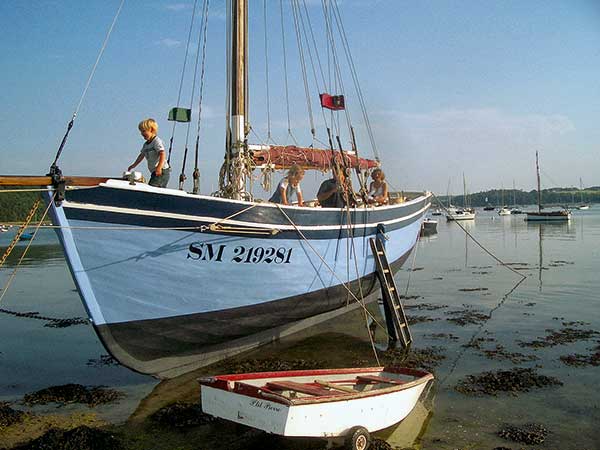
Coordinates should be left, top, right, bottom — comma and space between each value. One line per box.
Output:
199, 366, 433, 450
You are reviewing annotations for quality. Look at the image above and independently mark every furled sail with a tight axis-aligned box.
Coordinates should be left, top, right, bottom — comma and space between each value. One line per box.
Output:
251, 145, 379, 171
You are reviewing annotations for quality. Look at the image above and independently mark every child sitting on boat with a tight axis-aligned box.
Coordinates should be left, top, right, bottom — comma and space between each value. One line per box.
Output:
127, 118, 171, 188
367, 168, 388, 205
269, 165, 305, 206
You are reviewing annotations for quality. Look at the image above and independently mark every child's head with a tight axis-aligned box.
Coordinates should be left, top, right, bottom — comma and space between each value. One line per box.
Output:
287, 165, 305, 184
371, 168, 385, 181
138, 118, 158, 140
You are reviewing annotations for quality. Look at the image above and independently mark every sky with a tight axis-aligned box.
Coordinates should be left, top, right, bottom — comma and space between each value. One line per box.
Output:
1, 0, 599, 197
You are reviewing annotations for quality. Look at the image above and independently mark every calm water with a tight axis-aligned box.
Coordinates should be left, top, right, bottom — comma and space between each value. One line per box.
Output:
1, 208, 599, 449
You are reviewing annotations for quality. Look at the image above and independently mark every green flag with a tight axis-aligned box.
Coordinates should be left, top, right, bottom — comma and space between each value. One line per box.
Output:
168, 107, 192, 123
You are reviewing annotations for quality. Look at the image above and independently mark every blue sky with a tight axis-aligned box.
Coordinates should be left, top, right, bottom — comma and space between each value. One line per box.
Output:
1, 0, 599, 196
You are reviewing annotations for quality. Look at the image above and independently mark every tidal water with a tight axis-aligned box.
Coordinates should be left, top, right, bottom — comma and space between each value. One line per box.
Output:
0, 207, 599, 449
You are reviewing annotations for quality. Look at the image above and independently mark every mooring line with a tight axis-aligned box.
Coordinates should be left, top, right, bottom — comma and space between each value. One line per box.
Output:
0, 197, 53, 304
431, 192, 527, 280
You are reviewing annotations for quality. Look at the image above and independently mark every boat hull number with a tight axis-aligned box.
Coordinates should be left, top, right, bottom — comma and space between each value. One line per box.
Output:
188, 242, 292, 264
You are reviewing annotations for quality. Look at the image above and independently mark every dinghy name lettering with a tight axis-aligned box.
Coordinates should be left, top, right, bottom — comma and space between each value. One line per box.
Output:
249, 399, 281, 412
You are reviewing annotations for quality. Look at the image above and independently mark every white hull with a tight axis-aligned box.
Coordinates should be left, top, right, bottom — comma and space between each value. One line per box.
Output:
446, 212, 475, 221
200, 367, 433, 437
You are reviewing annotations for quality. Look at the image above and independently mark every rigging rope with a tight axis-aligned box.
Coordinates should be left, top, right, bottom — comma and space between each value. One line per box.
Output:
291, 0, 316, 140
179, 0, 210, 191
279, 0, 297, 144
331, 0, 379, 160
263, 0, 273, 142
168, 0, 200, 165
50, 0, 126, 168
192, 0, 211, 195
275, 205, 389, 341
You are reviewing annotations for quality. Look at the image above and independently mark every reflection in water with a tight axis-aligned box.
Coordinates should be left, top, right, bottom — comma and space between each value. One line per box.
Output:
0, 244, 65, 268
524, 221, 575, 292
376, 393, 435, 447
525, 220, 575, 240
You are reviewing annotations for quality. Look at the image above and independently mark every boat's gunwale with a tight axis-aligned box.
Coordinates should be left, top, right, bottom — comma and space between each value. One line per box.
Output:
92, 179, 431, 212
199, 366, 433, 406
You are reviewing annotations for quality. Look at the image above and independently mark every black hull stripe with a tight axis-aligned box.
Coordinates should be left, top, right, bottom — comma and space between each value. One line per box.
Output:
93, 250, 411, 377
65, 185, 430, 227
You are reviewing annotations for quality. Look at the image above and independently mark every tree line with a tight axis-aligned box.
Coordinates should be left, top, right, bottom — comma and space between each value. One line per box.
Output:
0, 190, 45, 223
438, 188, 600, 208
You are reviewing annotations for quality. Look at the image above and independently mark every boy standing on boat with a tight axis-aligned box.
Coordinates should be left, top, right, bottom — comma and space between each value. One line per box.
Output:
127, 118, 171, 188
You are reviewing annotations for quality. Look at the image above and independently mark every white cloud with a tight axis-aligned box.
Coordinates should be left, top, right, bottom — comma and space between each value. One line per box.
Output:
165, 3, 190, 12
366, 108, 576, 192
157, 38, 182, 48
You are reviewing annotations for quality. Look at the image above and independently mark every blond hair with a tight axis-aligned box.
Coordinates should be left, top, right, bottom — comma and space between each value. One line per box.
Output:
287, 164, 304, 178
138, 118, 158, 133
372, 168, 385, 180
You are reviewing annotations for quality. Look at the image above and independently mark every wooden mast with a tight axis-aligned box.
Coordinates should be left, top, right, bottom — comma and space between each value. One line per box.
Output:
228, 0, 248, 199
535, 150, 542, 213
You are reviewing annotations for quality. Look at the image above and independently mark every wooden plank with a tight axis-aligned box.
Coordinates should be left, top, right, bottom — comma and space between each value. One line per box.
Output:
0, 175, 113, 187
265, 381, 333, 396
356, 375, 406, 385
314, 379, 356, 393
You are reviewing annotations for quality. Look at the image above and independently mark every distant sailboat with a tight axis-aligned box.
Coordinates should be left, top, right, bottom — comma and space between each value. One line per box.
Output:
525, 151, 571, 222
578, 178, 590, 210
446, 174, 475, 221
498, 184, 510, 215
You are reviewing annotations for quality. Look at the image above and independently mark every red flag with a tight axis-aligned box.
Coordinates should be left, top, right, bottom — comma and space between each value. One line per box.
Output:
320, 93, 345, 110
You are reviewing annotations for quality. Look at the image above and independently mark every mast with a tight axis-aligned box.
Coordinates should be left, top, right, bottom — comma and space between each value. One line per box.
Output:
462, 173, 467, 208
228, 0, 248, 199
512, 179, 516, 206
535, 150, 542, 213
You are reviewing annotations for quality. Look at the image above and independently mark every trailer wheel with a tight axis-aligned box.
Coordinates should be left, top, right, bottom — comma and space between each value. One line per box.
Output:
345, 426, 371, 450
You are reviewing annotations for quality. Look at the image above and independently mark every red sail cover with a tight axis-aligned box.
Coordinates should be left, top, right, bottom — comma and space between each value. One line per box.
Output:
252, 145, 379, 171
320, 93, 345, 110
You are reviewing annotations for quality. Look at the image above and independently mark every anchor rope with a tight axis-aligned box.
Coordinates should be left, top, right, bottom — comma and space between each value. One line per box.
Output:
438, 276, 527, 388
0, 195, 89, 325
0, 197, 52, 303
431, 192, 527, 280
0, 200, 41, 268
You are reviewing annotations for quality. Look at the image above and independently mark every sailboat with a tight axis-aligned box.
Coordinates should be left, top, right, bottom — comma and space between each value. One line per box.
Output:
497, 184, 511, 215
446, 174, 475, 221
509, 180, 523, 214
525, 151, 570, 222
577, 178, 589, 210
0, 1, 430, 378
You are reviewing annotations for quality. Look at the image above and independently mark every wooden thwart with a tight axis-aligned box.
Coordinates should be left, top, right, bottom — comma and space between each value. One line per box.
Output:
356, 375, 406, 385
265, 380, 334, 396
314, 379, 356, 393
